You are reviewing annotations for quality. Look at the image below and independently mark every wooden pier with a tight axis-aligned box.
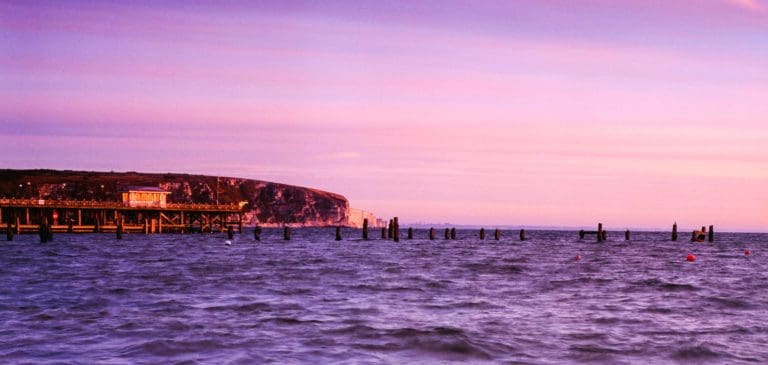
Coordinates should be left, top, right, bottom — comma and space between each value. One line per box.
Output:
0, 198, 245, 235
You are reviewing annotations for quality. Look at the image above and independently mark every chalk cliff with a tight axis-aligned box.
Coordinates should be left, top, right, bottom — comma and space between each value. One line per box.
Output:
0, 169, 353, 227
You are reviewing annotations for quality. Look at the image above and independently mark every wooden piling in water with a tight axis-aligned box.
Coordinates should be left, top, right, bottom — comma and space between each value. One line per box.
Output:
6, 219, 12, 241
625, 229, 630, 241
444, 228, 450, 240
254, 226, 262, 241
67, 219, 73, 233
117, 219, 123, 240
362, 218, 369, 240
336, 226, 342, 241
228, 225, 234, 240
450, 228, 456, 240
672, 222, 678, 241
494, 228, 500, 240
388, 219, 394, 239
39, 217, 49, 243
429, 227, 435, 240
381, 227, 386, 239
579, 229, 585, 239
519, 229, 526, 241
708, 225, 714, 242
597, 223, 604, 242
480, 228, 485, 240
407, 227, 413, 239
94, 216, 101, 233
284, 226, 291, 240
394, 217, 400, 242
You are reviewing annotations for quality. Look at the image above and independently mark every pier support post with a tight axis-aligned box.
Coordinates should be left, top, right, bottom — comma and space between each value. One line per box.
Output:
336, 226, 342, 241
254, 226, 262, 241
444, 228, 450, 240
381, 227, 386, 239
494, 228, 500, 240
450, 228, 456, 240
480, 228, 485, 240
144, 218, 149, 235
362, 218, 369, 240
597, 223, 604, 243
15, 216, 20, 235
672, 222, 678, 241
625, 230, 630, 241
6, 219, 13, 241
39, 217, 49, 243
407, 227, 413, 239
117, 219, 123, 240
393, 217, 399, 242
708, 225, 714, 242
388, 219, 393, 239
579, 229, 585, 239
429, 227, 435, 240
228, 225, 234, 240
67, 219, 73, 233
520, 229, 526, 241
94, 216, 101, 233
284, 226, 291, 241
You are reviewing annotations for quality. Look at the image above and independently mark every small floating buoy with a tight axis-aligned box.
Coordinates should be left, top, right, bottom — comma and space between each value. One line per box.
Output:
225, 240, 232, 246
745, 249, 751, 256
686, 254, 695, 262
575, 254, 581, 261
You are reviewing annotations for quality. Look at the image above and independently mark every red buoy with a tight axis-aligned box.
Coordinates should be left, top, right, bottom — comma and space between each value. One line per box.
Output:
575, 254, 581, 261
745, 249, 751, 256
686, 254, 696, 262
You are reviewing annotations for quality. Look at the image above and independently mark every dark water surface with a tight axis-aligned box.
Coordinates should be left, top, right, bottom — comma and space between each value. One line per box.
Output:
1, 229, 767, 364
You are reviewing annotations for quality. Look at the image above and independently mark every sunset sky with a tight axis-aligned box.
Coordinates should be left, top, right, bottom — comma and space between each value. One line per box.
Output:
1, 1, 767, 231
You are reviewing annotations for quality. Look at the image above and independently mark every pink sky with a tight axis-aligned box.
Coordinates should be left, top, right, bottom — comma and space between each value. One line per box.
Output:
1, 1, 767, 231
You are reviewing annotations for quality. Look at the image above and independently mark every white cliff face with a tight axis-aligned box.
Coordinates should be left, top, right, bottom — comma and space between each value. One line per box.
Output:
346, 208, 384, 228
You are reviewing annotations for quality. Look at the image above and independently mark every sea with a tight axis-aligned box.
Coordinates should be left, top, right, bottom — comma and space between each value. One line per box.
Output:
0, 229, 766, 364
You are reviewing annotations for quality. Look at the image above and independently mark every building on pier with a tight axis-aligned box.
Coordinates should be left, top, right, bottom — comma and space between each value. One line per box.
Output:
120, 186, 171, 208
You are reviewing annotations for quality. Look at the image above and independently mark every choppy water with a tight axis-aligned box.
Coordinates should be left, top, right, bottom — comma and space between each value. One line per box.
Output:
1, 229, 766, 364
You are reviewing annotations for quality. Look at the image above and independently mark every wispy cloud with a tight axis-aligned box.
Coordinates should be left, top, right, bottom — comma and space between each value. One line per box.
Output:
727, 0, 764, 12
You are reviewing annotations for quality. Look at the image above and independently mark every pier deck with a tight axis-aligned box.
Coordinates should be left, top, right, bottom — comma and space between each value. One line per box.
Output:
0, 198, 245, 234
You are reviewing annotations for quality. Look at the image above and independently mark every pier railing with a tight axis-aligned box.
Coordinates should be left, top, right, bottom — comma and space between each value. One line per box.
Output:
0, 198, 243, 212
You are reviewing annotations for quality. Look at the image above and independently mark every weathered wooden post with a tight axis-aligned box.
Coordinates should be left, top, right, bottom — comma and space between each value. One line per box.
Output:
450, 227, 456, 240
429, 227, 435, 240
335, 226, 342, 241
362, 218, 369, 240
625, 229, 630, 241
519, 229, 526, 241
407, 227, 413, 239
479, 228, 485, 240
494, 228, 500, 240
254, 226, 262, 241
597, 223, 604, 242
39, 217, 48, 243
691, 230, 697, 242
708, 225, 714, 242
116, 219, 123, 240
579, 229, 585, 239
6, 219, 12, 241
388, 219, 394, 239
67, 219, 73, 233
144, 218, 149, 235
284, 226, 291, 240
381, 227, 386, 239
393, 217, 400, 242
227, 225, 234, 240
671, 222, 678, 241
602, 230, 607, 241
444, 228, 450, 240
94, 215, 101, 233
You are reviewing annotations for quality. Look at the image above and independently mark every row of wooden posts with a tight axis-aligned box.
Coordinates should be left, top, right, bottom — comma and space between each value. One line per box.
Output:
7, 217, 716, 243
